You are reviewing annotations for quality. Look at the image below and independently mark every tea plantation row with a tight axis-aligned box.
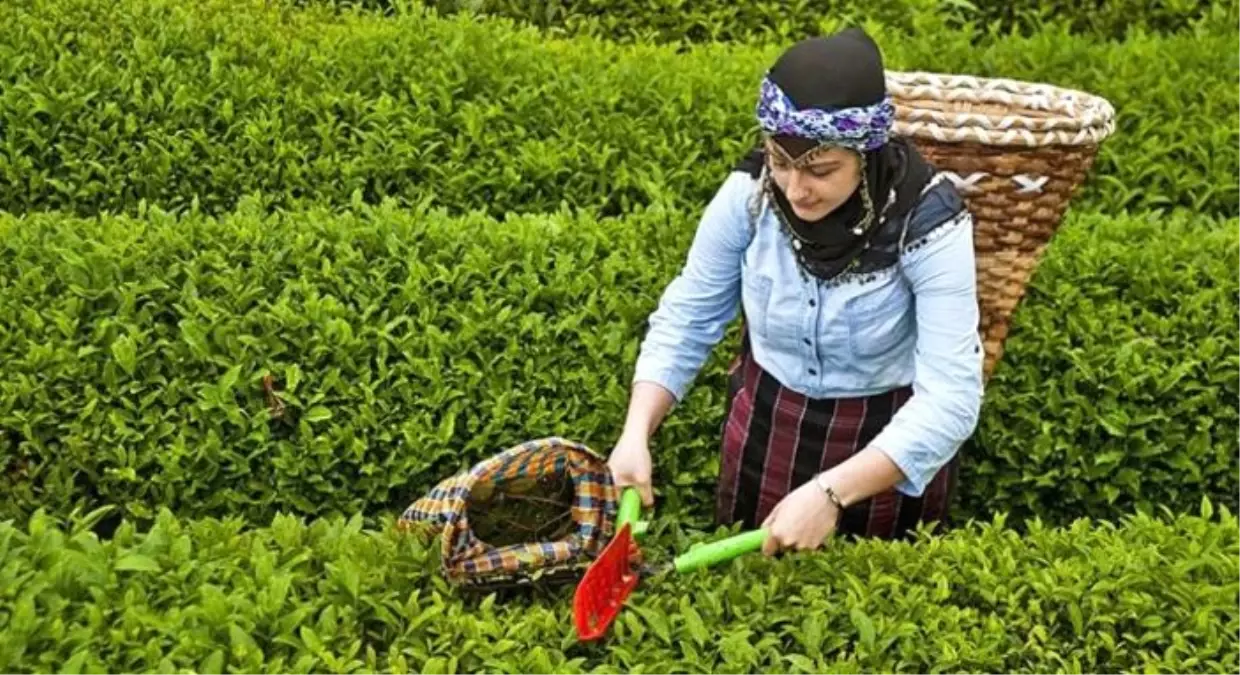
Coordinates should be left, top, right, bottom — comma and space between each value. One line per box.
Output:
1, 505, 1235, 673
311, 0, 1236, 44
2, 199, 1235, 530
1, 0, 1236, 220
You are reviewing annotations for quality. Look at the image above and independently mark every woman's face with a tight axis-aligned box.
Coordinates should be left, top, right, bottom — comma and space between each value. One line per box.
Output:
765, 135, 862, 222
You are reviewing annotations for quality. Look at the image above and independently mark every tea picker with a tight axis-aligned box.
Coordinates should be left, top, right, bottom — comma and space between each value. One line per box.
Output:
397, 32, 1116, 641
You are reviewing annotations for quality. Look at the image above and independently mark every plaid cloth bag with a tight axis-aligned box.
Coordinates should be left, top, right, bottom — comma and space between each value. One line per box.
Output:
397, 437, 623, 589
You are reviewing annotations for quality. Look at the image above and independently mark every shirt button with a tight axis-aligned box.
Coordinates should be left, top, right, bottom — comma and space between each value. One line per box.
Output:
803, 338, 811, 346
809, 369, 817, 376
808, 299, 816, 307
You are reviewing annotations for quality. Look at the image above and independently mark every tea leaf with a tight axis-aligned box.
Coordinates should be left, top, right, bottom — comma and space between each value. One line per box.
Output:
114, 554, 161, 573
304, 406, 333, 423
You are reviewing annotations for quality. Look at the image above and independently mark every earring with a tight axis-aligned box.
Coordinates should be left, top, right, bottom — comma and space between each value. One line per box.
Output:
853, 154, 875, 236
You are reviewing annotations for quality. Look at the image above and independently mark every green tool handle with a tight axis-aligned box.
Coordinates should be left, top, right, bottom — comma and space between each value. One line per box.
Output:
672, 528, 768, 574
616, 488, 643, 532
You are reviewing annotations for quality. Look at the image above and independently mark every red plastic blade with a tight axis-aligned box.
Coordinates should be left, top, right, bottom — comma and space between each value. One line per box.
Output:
573, 523, 640, 641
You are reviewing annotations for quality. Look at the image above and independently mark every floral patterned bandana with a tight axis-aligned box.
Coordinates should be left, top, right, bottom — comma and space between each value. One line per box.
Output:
756, 76, 896, 154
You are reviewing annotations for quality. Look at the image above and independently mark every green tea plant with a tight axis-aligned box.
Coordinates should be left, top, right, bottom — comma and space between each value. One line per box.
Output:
963, 208, 1240, 524
0, 0, 1235, 220
307, 0, 1234, 44
0, 201, 1234, 528
0, 503, 1235, 673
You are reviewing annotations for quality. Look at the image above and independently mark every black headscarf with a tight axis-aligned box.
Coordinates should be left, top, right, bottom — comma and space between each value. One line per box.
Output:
736, 27, 936, 281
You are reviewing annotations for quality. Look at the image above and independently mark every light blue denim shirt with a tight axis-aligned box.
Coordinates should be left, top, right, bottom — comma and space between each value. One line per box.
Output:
634, 170, 985, 496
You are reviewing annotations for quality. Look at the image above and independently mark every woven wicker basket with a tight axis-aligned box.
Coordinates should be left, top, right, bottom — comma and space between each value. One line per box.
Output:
886, 71, 1117, 381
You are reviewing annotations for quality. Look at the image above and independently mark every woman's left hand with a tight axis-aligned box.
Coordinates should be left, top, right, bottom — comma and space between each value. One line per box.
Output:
761, 479, 841, 556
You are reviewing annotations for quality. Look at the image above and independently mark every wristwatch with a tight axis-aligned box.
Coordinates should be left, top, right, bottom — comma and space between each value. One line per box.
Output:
813, 472, 846, 512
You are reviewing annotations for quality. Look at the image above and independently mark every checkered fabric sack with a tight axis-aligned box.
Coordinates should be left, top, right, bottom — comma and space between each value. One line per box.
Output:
397, 437, 620, 589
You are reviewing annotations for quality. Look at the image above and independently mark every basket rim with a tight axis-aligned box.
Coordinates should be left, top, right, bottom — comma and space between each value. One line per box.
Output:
886, 70, 1117, 148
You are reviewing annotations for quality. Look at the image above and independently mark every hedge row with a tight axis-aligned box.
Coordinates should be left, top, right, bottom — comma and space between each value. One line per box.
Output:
1, 200, 1235, 530
1, 0, 1236, 220
310, 0, 1236, 44
958, 206, 1240, 523
1, 505, 1236, 674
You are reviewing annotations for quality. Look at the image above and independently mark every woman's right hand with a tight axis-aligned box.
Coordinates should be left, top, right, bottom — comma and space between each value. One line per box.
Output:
607, 432, 655, 508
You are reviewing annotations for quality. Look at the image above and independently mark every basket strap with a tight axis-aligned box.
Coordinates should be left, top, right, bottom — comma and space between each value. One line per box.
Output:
895, 172, 956, 288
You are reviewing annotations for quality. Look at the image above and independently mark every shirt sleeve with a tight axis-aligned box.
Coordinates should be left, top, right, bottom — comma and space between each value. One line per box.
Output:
869, 209, 986, 496
632, 171, 754, 403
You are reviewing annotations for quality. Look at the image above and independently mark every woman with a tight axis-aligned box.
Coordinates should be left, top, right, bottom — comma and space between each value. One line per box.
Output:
607, 27, 985, 556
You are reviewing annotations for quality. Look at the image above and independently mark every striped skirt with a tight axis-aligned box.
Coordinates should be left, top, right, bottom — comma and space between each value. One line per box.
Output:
714, 331, 963, 539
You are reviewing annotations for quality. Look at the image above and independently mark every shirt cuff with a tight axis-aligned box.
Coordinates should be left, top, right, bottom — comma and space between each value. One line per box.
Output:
869, 423, 951, 497
631, 361, 692, 404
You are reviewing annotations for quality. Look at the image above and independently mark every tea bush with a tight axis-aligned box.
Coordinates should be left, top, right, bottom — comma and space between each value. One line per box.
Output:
2, 0, 1234, 670
1, 0, 1235, 220
1, 200, 1234, 529
310, 0, 1234, 44
0, 504, 1235, 673
961, 207, 1240, 524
